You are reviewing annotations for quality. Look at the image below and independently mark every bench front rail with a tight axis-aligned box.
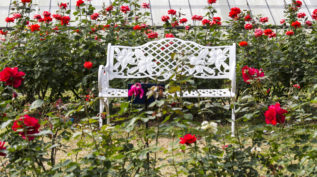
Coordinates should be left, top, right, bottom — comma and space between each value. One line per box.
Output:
98, 38, 236, 136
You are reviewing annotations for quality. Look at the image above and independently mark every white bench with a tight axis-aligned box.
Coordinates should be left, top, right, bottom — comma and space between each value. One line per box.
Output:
98, 38, 236, 136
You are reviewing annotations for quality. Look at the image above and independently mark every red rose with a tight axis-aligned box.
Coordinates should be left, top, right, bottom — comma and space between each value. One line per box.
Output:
244, 23, 253, 30
260, 17, 268, 23
53, 26, 59, 31
76, 0, 84, 7
264, 103, 288, 125
0, 30, 8, 36
0, 141, 6, 156
179, 134, 197, 145
297, 12, 306, 18
305, 20, 312, 26
84, 61, 93, 69
142, 3, 150, 9
61, 16, 70, 25
208, 20, 216, 26
294, 1, 302, 7
313, 9, 317, 20
90, 27, 96, 33
213, 21, 221, 26
168, 9, 176, 15
128, 83, 144, 99
13, 13, 22, 19
285, 30, 294, 36
171, 21, 179, 27
180, 18, 188, 24
212, 18, 221, 26
213, 17, 221, 22
229, 7, 241, 18
244, 14, 252, 21
280, 19, 285, 24
59, 3, 67, 9
202, 19, 210, 25
104, 24, 110, 29
43, 11, 51, 17
165, 33, 174, 38
208, 0, 216, 4
29, 24, 40, 32
12, 115, 40, 141
44, 17, 52, 23
133, 25, 141, 30
5, 17, 14, 23
264, 29, 273, 36
293, 84, 300, 89
147, 32, 158, 39
106, 5, 113, 12
161, 15, 170, 22
0, 67, 25, 88
239, 41, 248, 47
268, 32, 276, 38
34, 14, 42, 20
120, 6, 130, 13
85, 95, 91, 101
21, 0, 31, 3
185, 26, 190, 30
90, 13, 99, 20
53, 14, 62, 20
291, 21, 301, 28
171, 102, 178, 107
192, 15, 203, 21
241, 65, 265, 84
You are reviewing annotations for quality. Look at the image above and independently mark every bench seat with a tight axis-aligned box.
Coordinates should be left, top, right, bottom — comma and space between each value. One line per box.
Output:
99, 88, 235, 98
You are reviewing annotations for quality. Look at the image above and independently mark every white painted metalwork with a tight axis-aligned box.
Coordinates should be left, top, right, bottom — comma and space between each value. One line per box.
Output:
98, 38, 236, 136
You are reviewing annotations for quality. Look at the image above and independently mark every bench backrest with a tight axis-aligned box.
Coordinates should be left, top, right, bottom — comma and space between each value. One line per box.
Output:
105, 38, 236, 82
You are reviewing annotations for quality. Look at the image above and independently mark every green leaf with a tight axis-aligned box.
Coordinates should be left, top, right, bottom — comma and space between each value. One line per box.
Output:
72, 132, 82, 138
35, 130, 53, 136
1, 119, 12, 129
30, 99, 44, 110
184, 113, 193, 120
168, 86, 181, 93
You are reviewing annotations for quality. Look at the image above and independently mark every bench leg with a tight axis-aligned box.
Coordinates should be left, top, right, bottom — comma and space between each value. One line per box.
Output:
105, 98, 110, 124
231, 104, 235, 137
99, 98, 105, 128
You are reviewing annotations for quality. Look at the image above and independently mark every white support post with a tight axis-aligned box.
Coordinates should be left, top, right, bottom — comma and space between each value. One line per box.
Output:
99, 99, 104, 128
105, 98, 110, 124
231, 104, 235, 137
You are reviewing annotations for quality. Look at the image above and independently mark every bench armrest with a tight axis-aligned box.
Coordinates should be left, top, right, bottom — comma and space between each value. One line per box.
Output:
98, 65, 109, 94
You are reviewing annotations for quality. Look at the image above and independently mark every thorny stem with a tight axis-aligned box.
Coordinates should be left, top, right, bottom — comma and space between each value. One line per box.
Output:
154, 112, 160, 168
86, 104, 100, 152
50, 130, 59, 167
171, 134, 179, 177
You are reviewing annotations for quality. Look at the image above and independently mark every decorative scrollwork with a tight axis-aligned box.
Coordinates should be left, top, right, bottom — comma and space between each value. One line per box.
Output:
110, 38, 232, 81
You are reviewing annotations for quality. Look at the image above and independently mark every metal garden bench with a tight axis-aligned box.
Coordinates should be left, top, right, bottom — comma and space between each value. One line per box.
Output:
98, 38, 236, 136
